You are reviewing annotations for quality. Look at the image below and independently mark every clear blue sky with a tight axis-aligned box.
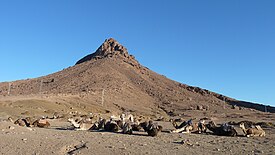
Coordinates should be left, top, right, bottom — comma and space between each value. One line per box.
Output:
0, 1, 274, 106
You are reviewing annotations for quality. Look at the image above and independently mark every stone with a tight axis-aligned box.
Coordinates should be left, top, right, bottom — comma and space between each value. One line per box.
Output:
8, 126, 15, 130
197, 105, 203, 110
232, 105, 238, 109
107, 146, 114, 149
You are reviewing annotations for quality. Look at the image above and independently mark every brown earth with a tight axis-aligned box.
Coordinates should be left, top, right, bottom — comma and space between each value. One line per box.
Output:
0, 38, 274, 154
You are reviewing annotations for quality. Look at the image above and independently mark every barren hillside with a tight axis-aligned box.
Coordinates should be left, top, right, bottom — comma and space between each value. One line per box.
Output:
0, 38, 274, 119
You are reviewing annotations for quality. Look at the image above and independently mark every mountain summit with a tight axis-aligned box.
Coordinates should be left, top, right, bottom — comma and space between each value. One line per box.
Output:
76, 38, 139, 68
0, 38, 274, 115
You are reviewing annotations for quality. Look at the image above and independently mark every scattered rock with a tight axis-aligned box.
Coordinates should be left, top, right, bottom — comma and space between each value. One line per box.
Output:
8, 126, 15, 130
196, 105, 209, 111
197, 105, 203, 110
26, 128, 34, 131
179, 140, 194, 146
232, 105, 238, 109
119, 147, 127, 150
107, 146, 114, 149
140, 143, 147, 146
254, 149, 264, 154
67, 142, 87, 155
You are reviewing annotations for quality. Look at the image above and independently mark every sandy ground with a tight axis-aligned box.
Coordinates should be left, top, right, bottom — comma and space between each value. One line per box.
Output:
0, 118, 274, 155
0, 95, 275, 155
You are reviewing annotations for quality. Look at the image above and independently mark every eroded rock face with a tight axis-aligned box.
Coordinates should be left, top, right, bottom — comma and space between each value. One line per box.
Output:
76, 38, 140, 69
95, 38, 129, 58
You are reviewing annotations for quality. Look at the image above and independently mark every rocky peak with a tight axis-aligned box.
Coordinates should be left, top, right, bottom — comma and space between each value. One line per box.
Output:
76, 38, 141, 69
95, 38, 129, 58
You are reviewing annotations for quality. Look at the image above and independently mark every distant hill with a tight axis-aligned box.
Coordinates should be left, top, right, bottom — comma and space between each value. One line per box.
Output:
0, 38, 274, 115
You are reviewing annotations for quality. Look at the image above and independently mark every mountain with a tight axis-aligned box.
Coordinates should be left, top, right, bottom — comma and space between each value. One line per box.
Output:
0, 38, 274, 118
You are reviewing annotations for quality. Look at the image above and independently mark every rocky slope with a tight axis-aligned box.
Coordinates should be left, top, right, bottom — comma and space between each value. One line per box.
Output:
0, 38, 274, 117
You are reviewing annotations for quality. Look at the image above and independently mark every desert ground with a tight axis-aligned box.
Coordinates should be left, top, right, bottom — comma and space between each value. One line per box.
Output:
0, 120, 274, 155
0, 95, 274, 155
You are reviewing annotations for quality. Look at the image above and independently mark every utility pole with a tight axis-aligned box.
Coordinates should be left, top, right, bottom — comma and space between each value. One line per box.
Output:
39, 80, 43, 94
101, 89, 105, 106
265, 105, 267, 113
8, 82, 11, 95
223, 96, 226, 109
